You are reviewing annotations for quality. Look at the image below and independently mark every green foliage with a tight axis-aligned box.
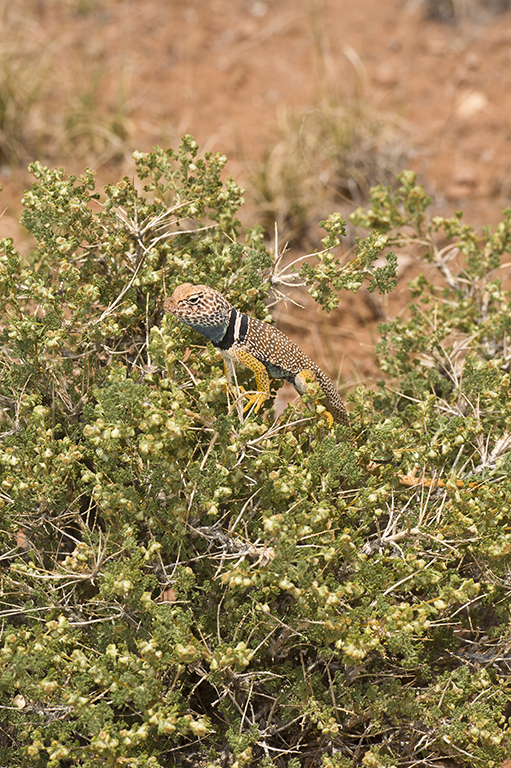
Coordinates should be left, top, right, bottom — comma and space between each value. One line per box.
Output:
275, 211, 398, 313
0, 145, 511, 767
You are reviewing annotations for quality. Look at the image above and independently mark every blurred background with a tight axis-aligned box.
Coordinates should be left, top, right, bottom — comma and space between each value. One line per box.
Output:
2, 0, 511, 390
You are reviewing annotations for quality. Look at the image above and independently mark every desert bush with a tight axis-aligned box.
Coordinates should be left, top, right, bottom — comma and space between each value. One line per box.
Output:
250, 31, 410, 247
425, 0, 511, 21
0, 1, 130, 166
0, 140, 510, 768
251, 101, 409, 247
0, 4, 53, 164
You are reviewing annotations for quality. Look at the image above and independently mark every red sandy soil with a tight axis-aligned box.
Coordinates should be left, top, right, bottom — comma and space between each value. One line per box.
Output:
3, 0, 511, 398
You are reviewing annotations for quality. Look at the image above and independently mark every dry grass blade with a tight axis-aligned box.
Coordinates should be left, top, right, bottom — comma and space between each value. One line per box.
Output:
0, 5, 53, 163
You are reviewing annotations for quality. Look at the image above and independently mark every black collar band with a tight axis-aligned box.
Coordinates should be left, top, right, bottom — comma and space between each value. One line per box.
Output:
213, 308, 237, 350
213, 308, 249, 349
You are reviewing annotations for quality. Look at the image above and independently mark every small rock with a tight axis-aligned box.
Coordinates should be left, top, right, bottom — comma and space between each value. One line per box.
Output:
465, 51, 479, 70
452, 167, 478, 186
373, 63, 399, 86
445, 167, 479, 200
445, 185, 472, 201
250, 2, 268, 17
455, 91, 488, 119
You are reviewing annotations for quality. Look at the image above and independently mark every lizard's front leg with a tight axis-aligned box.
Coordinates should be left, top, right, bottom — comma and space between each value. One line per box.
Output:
223, 348, 271, 414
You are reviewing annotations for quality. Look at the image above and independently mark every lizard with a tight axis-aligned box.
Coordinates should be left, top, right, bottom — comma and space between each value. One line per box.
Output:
163, 283, 350, 429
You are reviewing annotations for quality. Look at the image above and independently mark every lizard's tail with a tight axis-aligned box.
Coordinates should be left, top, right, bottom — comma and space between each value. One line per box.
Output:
313, 366, 350, 430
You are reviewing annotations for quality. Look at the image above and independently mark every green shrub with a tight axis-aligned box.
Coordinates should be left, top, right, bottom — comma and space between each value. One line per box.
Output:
0, 140, 510, 767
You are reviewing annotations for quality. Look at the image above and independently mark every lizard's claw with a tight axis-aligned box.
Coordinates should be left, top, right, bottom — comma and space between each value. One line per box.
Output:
238, 385, 269, 414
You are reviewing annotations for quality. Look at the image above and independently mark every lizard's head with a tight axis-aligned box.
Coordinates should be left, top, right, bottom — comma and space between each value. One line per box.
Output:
164, 283, 232, 328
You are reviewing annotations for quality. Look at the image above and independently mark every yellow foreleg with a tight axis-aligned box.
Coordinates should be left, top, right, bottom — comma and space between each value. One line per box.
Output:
234, 348, 271, 412
219, 348, 271, 414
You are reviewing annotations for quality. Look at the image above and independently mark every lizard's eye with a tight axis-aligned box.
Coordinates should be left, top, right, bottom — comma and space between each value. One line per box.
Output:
187, 295, 201, 305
